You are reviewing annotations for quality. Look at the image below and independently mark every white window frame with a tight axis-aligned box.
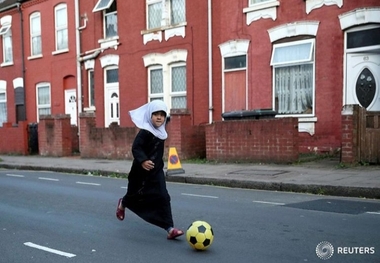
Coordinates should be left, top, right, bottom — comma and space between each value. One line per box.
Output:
93, 0, 114, 12
36, 82, 51, 122
88, 69, 95, 109
0, 81, 7, 127
54, 3, 68, 53
1, 28, 13, 65
0, 15, 11, 36
148, 63, 187, 109
144, 50, 187, 110
243, 0, 279, 24
271, 39, 315, 117
148, 65, 164, 101
169, 63, 187, 109
30, 12, 42, 57
249, 0, 273, 6
146, 0, 186, 30
0, 24, 10, 35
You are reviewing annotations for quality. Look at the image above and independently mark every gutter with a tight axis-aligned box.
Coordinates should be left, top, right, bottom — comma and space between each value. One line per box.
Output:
0, 2, 20, 12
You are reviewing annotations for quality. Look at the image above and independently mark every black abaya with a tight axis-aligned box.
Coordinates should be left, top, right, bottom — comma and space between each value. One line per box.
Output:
121, 129, 174, 230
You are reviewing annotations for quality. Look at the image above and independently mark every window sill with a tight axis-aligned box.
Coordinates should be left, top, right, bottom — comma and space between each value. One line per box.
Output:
243, 0, 279, 24
98, 37, 119, 49
84, 106, 96, 112
52, 49, 69, 55
28, 54, 43, 60
1, 62, 13, 67
276, 115, 317, 135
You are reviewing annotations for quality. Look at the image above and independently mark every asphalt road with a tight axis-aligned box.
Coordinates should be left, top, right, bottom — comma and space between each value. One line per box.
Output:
1, 169, 380, 263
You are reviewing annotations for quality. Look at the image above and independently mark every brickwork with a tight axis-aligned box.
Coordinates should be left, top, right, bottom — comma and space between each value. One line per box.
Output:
0, 122, 28, 155
38, 115, 73, 157
205, 118, 299, 163
341, 105, 358, 163
79, 113, 137, 159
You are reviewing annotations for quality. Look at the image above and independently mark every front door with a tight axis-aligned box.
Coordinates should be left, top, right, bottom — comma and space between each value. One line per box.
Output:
65, 89, 77, 126
346, 53, 380, 111
105, 85, 120, 127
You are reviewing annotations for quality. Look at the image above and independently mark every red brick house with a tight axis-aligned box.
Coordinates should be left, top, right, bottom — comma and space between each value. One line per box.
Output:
0, 0, 379, 162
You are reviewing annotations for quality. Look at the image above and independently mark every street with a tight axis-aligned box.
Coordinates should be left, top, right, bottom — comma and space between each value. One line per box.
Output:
1, 169, 379, 263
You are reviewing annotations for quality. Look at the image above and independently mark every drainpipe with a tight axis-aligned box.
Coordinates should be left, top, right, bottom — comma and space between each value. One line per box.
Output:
75, 0, 82, 141
17, 3, 26, 121
208, 0, 213, 123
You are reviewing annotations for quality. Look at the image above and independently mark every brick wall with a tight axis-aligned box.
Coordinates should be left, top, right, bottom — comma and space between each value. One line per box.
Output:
341, 105, 357, 163
205, 118, 299, 163
0, 121, 28, 155
167, 109, 206, 160
38, 115, 73, 157
79, 111, 205, 160
79, 113, 137, 159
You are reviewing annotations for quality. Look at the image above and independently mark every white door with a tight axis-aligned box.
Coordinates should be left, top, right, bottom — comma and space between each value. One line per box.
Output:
65, 89, 77, 126
105, 85, 120, 127
346, 53, 380, 111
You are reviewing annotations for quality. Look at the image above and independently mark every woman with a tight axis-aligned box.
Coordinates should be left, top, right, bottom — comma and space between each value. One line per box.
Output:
116, 100, 183, 239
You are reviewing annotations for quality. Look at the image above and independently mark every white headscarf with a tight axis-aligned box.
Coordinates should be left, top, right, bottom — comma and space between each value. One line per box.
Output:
129, 100, 168, 140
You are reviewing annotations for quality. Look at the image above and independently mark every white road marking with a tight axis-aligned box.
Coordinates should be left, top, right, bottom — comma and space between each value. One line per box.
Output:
121, 186, 127, 189
181, 193, 219, 199
38, 177, 59, 181
76, 181, 101, 186
366, 211, 380, 215
6, 174, 25, 178
24, 242, 76, 258
252, 200, 285, 206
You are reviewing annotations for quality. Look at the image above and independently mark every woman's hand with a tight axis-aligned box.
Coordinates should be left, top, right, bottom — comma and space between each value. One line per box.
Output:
142, 160, 155, 171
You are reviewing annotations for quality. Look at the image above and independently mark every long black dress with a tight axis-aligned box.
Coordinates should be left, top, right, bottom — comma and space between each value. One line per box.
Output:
121, 129, 173, 230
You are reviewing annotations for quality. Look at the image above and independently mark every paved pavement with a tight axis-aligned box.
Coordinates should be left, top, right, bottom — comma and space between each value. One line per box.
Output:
0, 155, 379, 199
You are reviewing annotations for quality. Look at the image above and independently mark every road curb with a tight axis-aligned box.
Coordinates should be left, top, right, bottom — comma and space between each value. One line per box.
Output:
1, 164, 379, 199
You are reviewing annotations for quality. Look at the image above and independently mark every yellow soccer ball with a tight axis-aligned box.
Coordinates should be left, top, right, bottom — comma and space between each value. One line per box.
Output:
186, 220, 214, 250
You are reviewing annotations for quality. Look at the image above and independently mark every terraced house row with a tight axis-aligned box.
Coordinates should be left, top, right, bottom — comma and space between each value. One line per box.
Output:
0, 0, 379, 163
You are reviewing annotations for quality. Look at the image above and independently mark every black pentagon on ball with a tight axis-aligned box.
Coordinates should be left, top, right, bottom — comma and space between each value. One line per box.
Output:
203, 238, 211, 246
189, 236, 198, 245
197, 225, 206, 233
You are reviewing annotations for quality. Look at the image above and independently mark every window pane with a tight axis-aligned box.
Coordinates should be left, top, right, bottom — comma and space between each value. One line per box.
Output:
57, 29, 68, 50
0, 92, 6, 126
148, 2, 162, 29
275, 64, 313, 114
171, 0, 185, 24
251, 0, 271, 3
31, 16, 40, 35
38, 86, 50, 105
89, 71, 95, 107
171, 66, 186, 92
347, 27, 380, 49
151, 69, 163, 94
225, 55, 246, 70
56, 8, 67, 27
32, 36, 42, 55
94, 0, 113, 11
272, 42, 313, 65
38, 108, 51, 116
106, 69, 119, 83
105, 12, 118, 38
3, 30, 13, 63
171, 96, 186, 109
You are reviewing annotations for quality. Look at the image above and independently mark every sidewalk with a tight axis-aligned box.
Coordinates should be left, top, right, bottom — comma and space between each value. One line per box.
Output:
0, 155, 379, 199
